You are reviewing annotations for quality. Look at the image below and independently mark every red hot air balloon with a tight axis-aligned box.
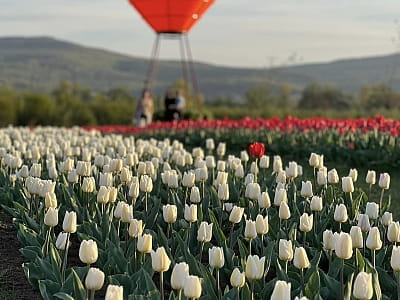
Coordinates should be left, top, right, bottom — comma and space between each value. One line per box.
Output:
127, 0, 216, 107
128, 0, 215, 33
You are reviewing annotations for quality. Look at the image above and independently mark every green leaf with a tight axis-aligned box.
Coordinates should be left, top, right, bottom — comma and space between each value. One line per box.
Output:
71, 269, 87, 300
305, 269, 320, 299
54, 292, 75, 300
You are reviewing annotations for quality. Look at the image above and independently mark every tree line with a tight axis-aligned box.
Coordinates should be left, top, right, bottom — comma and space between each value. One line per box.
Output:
0, 80, 399, 127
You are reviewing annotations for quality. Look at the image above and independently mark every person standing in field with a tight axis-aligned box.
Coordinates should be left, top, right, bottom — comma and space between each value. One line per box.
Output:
134, 89, 154, 127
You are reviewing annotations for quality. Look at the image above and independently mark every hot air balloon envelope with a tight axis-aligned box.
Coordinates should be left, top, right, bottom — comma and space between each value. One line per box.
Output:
128, 0, 216, 33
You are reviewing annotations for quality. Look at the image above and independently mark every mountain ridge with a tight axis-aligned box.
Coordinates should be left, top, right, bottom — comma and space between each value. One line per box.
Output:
1, 36, 399, 99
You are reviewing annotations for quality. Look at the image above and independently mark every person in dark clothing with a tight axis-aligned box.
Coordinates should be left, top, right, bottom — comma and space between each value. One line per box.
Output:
164, 89, 179, 121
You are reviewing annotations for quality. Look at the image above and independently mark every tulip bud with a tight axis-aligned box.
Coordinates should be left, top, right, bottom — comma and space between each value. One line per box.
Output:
82, 177, 95, 193
342, 177, 354, 193
245, 255, 265, 280
209, 246, 224, 269
245, 183, 261, 200
85, 267, 105, 291
63, 211, 77, 233
328, 168, 339, 184
197, 221, 213, 243
206, 156, 216, 169
44, 207, 58, 227
137, 233, 152, 253
365, 202, 379, 220
195, 167, 208, 182
273, 155, 283, 173
279, 239, 293, 261
163, 204, 177, 224
234, 164, 244, 178
309, 153, 320, 168
258, 192, 271, 209
230, 268, 245, 288
300, 181, 313, 198
218, 183, 229, 201
317, 170, 327, 186
256, 214, 269, 235
334, 204, 348, 223
353, 272, 373, 300
275, 171, 286, 184
171, 262, 190, 290
244, 173, 254, 186
105, 285, 123, 300
299, 213, 313, 232
286, 161, 298, 179
365, 170, 376, 185
293, 247, 310, 269
366, 227, 382, 250
388, 222, 400, 243
129, 219, 143, 238
67, 169, 79, 184
120, 167, 132, 185
121, 203, 133, 223
323, 230, 335, 250
224, 203, 233, 212
335, 232, 353, 259
259, 155, 270, 169
184, 204, 198, 223
45, 192, 57, 209
350, 226, 363, 249
382, 212, 393, 226
229, 206, 244, 224
128, 177, 140, 199
184, 275, 202, 299
245, 220, 257, 240
271, 280, 291, 300
310, 196, 322, 212
206, 138, 215, 150
274, 188, 287, 206
79, 240, 98, 264
217, 161, 226, 172
279, 202, 291, 220
358, 214, 371, 232
140, 175, 153, 192
379, 173, 390, 189
151, 247, 171, 272
348, 168, 358, 182
391, 246, 400, 271
182, 171, 196, 188
55, 232, 71, 250
97, 186, 110, 204
297, 165, 303, 176
190, 186, 201, 203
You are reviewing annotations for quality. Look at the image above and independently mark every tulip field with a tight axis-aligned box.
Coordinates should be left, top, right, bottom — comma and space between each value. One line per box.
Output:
0, 116, 400, 299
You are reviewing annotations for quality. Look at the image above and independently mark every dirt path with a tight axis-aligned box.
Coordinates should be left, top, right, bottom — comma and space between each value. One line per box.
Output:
0, 208, 41, 300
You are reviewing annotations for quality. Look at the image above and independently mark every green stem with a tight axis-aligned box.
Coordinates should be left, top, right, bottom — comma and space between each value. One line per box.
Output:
379, 189, 385, 211
372, 249, 376, 269
216, 269, 221, 300
44, 227, 51, 256
340, 259, 344, 300
199, 242, 204, 263
61, 232, 70, 283
89, 289, 95, 300
303, 232, 307, 248
249, 239, 252, 255
145, 192, 148, 213
301, 268, 305, 297
250, 280, 254, 300
178, 289, 182, 300
160, 271, 164, 300
237, 287, 240, 300
285, 260, 288, 274
397, 271, 400, 300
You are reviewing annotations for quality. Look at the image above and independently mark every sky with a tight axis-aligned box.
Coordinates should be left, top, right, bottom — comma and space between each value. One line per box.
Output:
1, 0, 400, 68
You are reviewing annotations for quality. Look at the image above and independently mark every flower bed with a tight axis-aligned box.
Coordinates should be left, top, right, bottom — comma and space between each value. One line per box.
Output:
0, 126, 398, 299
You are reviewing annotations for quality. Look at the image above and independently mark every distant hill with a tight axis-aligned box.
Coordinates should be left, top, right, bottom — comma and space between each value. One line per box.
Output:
1, 36, 400, 99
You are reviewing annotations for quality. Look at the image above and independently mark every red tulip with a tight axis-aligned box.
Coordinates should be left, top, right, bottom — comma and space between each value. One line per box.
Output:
248, 142, 265, 158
